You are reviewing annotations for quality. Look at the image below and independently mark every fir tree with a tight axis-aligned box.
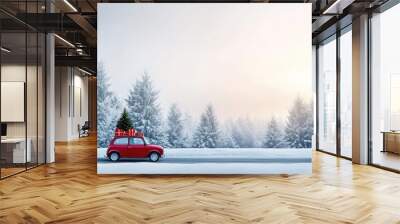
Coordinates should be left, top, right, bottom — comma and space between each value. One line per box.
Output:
97, 63, 121, 148
218, 129, 239, 148
126, 73, 166, 145
231, 118, 255, 148
182, 113, 195, 147
116, 108, 133, 131
262, 117, 285, 148
166, 104, 185, 148
284, 97, 313, 148
192, 104, 219, 148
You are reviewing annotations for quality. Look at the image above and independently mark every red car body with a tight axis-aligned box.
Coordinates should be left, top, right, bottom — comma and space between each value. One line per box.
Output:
106, 136, 164, 162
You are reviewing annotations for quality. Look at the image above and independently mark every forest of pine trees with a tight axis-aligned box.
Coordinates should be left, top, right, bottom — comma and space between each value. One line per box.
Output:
98, 70, 314, 149
97, 64, 121, 148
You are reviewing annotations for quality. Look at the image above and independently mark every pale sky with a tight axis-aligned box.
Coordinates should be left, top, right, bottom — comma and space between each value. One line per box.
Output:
98, 3, 312, 122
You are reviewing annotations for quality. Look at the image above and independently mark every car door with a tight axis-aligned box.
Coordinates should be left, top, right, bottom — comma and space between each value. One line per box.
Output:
128, 137, 147, 158
112, 137, 129, 157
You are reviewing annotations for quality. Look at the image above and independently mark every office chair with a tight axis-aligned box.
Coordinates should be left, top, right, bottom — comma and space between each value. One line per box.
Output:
79, 121, 90, 138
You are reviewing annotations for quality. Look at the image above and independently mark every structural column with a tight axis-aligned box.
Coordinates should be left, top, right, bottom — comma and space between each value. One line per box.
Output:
46, 1, 55, 163
352, 14, 369, 164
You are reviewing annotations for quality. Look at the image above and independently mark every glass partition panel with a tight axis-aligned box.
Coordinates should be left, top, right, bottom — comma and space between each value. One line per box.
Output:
27, 31, 38, 169
1, 32, 27, 178
0, 1, 46, 179
318, 36, 337, 154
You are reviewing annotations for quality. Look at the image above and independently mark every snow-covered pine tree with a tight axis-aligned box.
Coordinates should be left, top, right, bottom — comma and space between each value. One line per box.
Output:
126, 73, 166, 146
192, 104, 219, 148
284, 97, 314, 148
182, 113, 194, 147
231, 118, 255, 148
262, 117, 285, 148
218, 129, 239, 148
97, 63, 121, 148
116, 108, 133, 131
166, 104, 185, 148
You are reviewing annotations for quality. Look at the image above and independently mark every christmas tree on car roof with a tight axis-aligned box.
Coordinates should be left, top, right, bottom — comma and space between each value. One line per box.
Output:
116, 108, 133, 131
115, 108, 144, 138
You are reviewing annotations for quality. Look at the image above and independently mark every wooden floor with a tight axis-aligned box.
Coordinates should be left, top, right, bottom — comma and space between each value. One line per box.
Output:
0, 167, 26, 178
1, 136, 400, 224
373, 151, 400, 171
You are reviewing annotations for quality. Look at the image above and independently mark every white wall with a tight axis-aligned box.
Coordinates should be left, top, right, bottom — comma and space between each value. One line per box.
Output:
55, 67, 89, 141
1, 65, 39, 137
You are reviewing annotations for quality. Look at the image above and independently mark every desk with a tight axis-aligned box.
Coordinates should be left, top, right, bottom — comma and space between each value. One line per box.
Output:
1, 138, 31, 163
382, 131, 400, 154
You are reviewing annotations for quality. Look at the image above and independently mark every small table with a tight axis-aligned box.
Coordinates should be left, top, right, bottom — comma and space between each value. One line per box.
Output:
1, 138, 31, 164
381, 131, 400, 154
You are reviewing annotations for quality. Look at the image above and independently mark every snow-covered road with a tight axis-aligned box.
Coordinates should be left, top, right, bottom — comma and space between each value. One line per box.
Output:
97, 148, 312, 174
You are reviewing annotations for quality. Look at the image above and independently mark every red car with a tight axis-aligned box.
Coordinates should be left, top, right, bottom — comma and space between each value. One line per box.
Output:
106, 136, 164, 162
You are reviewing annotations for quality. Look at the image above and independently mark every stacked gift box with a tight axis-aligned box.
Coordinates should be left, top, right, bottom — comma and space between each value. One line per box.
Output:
115, 128, 144, 137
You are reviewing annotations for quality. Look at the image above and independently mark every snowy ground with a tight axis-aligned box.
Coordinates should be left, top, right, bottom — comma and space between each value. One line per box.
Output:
97, 148, 312, 174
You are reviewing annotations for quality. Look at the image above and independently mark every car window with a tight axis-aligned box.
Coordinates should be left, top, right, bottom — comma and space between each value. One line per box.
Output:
130, 138, 144, 145
114, 138, 128, 145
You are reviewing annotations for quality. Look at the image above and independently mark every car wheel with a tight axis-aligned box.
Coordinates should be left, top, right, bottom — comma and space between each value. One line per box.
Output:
149, 152, 160, 162
109, 152, 120, 162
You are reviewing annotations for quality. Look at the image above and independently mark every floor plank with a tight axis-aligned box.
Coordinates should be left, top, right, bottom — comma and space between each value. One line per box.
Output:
1, 135, 400, 224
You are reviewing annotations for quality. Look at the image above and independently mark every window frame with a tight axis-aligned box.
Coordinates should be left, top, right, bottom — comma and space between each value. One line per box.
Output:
114, 138, 129, 145
315, 24, 353, 161
129, 137, 145, 146
368, 1, 400, 173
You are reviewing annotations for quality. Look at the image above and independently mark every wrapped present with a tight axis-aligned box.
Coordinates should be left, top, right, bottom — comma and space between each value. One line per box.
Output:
135, 131, 144, 137
115, 128, 138, 137
115, 128, 125, 136
128, 128, 136, 136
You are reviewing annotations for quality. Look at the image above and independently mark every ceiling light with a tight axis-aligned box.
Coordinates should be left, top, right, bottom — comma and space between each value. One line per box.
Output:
63, 0, 78, 12
76, 48, 84, 55
322, 0, 355, 15
78, 67, 92, 76
1, 47, 11, 53
54, 34, 75, 48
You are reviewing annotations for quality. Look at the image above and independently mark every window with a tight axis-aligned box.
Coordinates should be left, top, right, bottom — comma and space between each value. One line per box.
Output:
114, 138, 128, 145
130, 138, 144, 145
318, 35, 337, 154
340, 28, 352, 158
370, 3, 400, 171
390, 74, 400, 130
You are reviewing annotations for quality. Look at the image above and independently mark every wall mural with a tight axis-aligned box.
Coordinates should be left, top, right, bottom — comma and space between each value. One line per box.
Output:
97, 3, 313, 174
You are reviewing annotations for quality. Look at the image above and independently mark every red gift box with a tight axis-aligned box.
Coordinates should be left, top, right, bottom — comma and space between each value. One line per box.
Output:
115, 128, 125, 136
128, 128, 135, 136
135, 131, 144, 137
115, 128, 137, 137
